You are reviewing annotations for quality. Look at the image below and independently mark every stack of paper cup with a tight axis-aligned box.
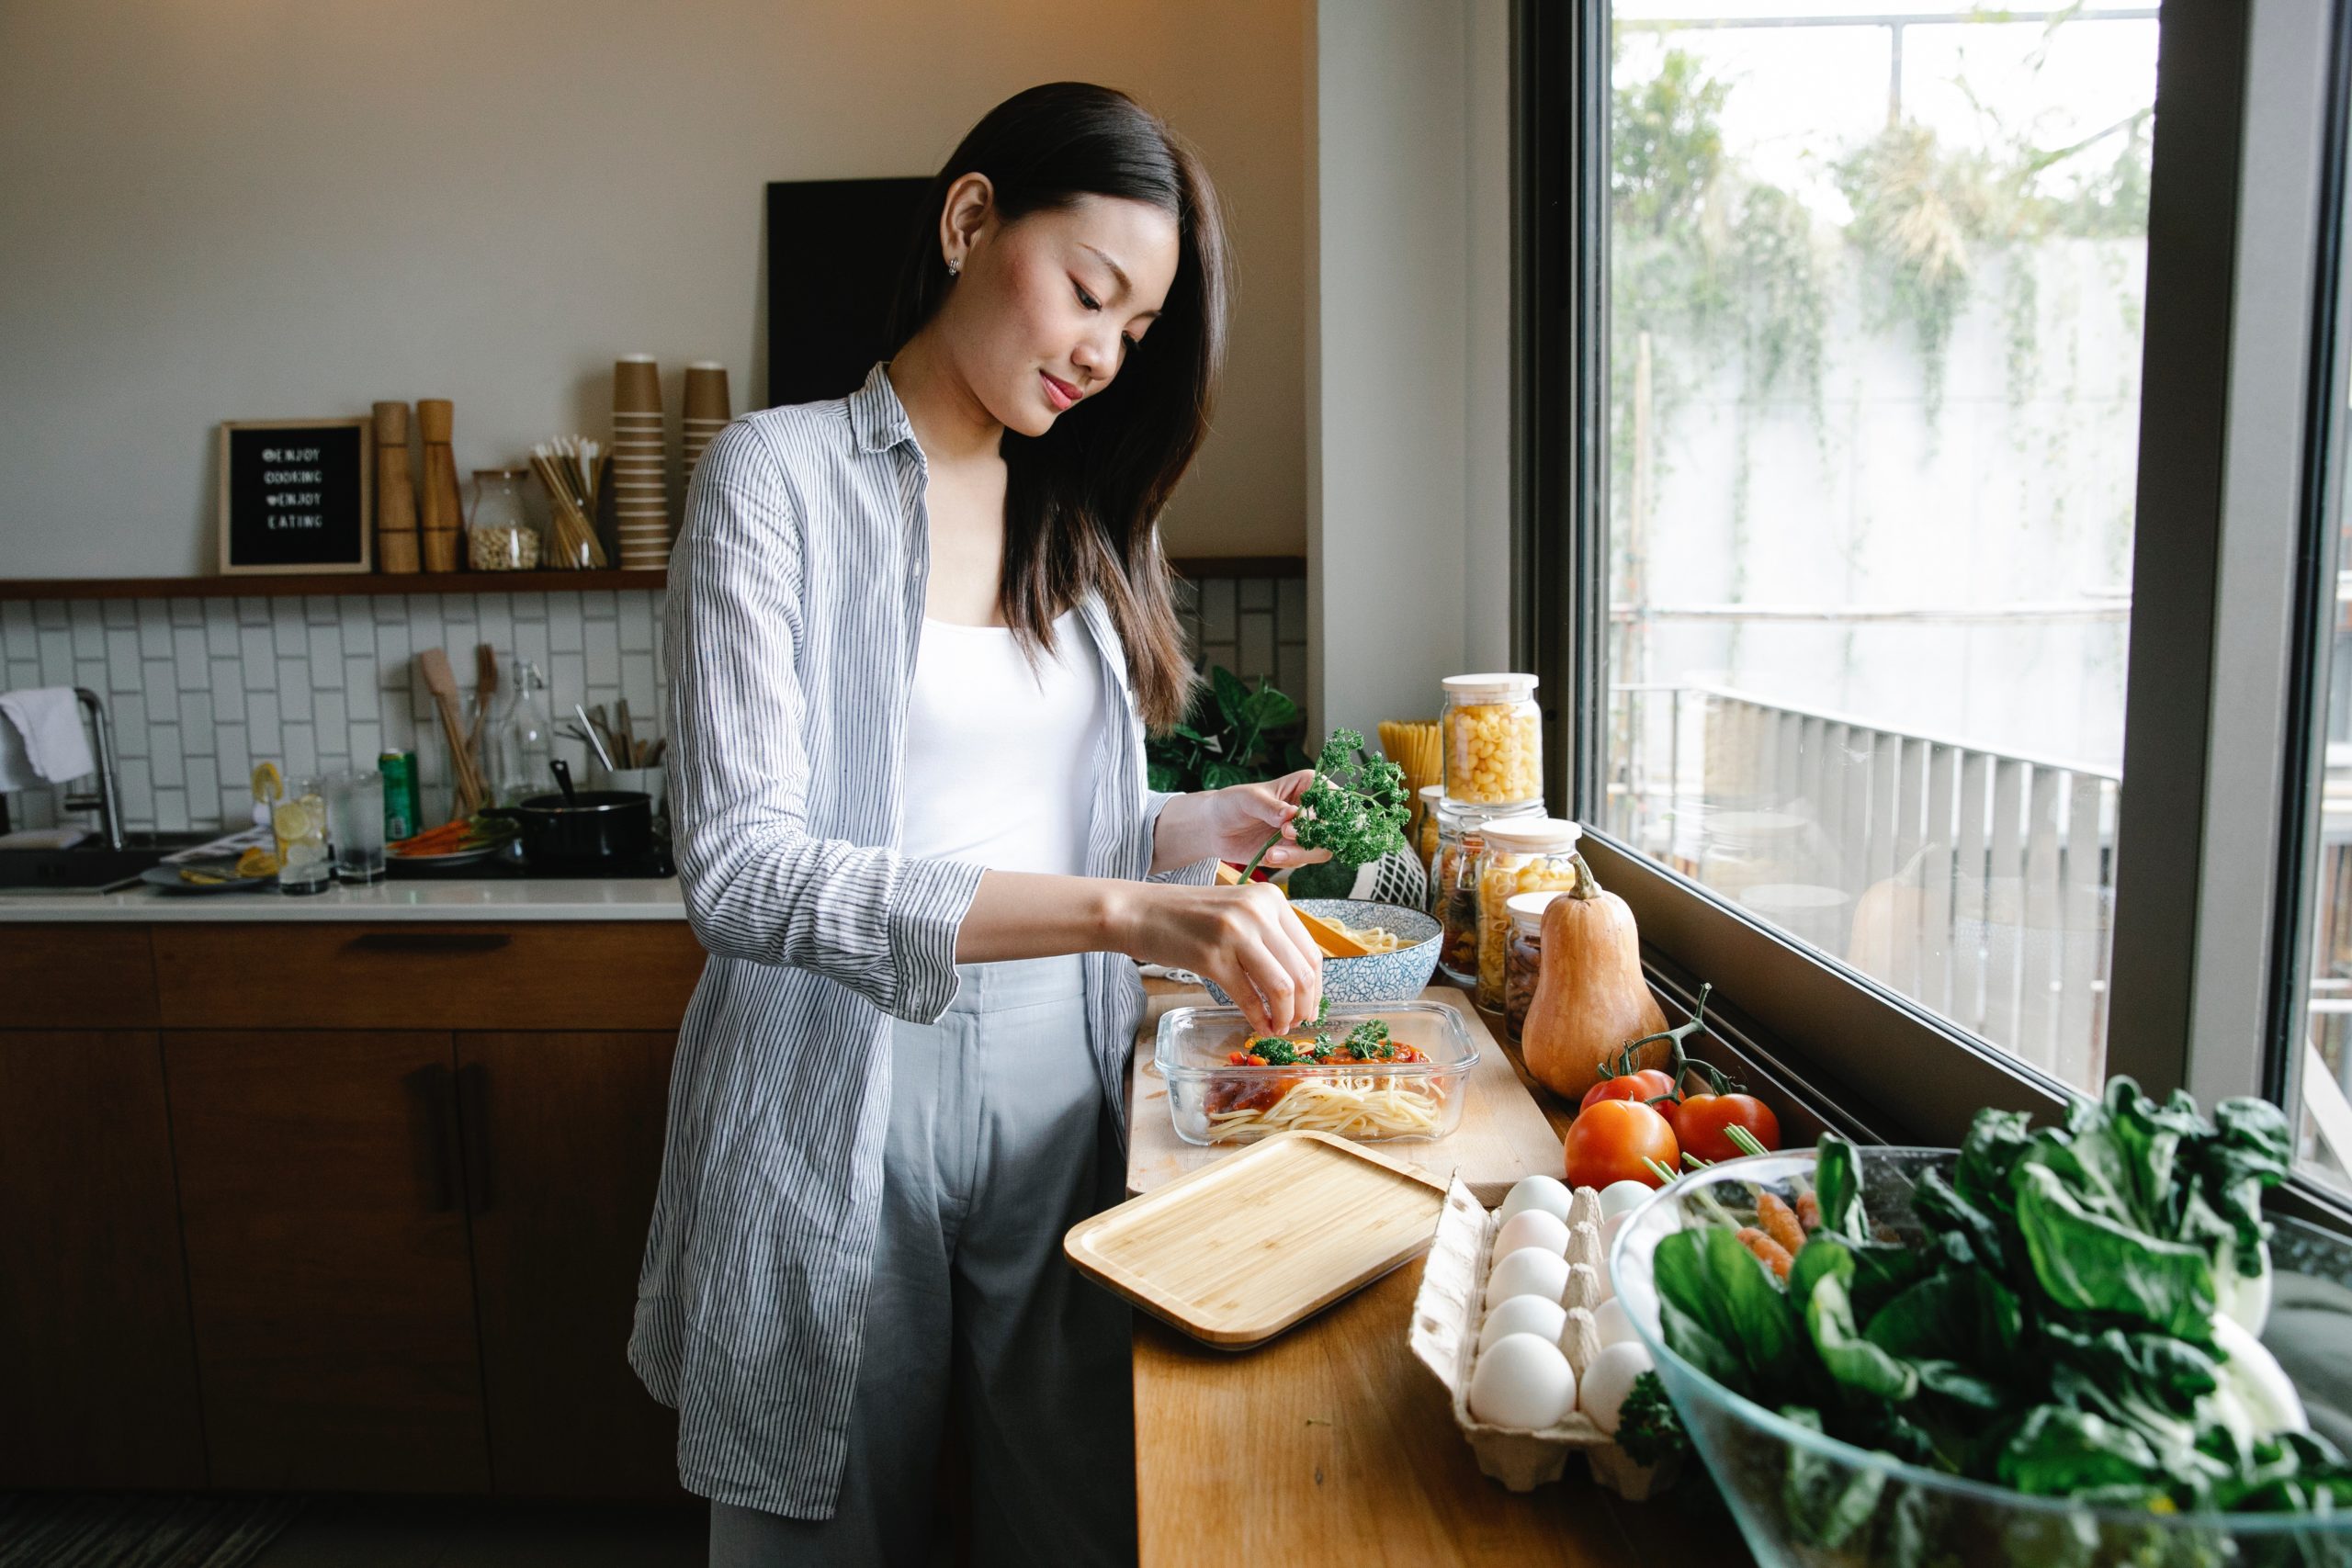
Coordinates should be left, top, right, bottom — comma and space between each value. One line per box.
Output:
682, 362, 731, 496
611, 355, 670, 570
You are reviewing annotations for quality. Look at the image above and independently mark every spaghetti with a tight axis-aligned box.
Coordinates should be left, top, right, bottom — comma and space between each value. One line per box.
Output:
1204, 1072, 1450, 1140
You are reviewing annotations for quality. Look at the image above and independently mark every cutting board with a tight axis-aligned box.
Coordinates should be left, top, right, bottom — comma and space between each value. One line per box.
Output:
1067, 1130, 1447, 1348
1126, 982, 1565, 1205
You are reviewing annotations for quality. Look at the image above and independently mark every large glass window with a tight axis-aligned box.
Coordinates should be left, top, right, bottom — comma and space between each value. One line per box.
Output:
1602, 2, 2158, 1095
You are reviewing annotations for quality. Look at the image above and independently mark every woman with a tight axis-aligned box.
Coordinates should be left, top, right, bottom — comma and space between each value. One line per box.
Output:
633, 84, 1328, 1566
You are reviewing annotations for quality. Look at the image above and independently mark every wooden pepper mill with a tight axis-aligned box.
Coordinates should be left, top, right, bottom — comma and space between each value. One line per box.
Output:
416, 398, 464, 572
372, 400, 420, 574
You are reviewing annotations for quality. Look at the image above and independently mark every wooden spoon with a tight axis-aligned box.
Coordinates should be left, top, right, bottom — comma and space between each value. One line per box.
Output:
1214, 861, 1374, 958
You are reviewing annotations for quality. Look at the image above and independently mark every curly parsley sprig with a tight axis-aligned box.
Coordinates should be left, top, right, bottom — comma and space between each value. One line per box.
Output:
1239, 728, 1409, 880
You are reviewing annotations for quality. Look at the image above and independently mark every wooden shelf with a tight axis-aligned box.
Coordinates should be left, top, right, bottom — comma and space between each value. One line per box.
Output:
0, 556, 1303, 604
0, 570, 666, 603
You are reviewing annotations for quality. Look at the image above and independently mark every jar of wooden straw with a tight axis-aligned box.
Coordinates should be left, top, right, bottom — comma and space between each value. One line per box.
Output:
530, 437, 609, 570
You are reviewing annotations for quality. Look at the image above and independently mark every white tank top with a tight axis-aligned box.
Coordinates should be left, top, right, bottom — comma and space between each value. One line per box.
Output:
899, 608, 1103, 876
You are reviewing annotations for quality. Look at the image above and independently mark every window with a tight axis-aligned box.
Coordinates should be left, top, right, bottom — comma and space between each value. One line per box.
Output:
1521, 0, 2352, 1208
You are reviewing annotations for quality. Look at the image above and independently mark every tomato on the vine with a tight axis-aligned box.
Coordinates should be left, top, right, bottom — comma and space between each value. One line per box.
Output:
1563, 1099, 1680, 1190
1670, 1092, 1781, 1164
1578, 1068, 1678, 1115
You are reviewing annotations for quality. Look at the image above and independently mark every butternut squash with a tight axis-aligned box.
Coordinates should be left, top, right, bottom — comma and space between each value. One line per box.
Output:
1521, 853, 1668, 1100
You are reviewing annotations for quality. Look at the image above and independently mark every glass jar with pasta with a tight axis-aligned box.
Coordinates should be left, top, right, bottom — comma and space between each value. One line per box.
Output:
1503, 890, 1562, 1043
1441, 672, 1543, 807
1431, 795, 1542, 986
1473, 817, 1584, 1010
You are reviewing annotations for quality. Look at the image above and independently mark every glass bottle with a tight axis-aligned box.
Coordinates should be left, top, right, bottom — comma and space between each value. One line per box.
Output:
1441, 672, 1544, 807
1473, 817, 1585, 1010
1503, 890, 1563, 1044
493, 659, 556, 806
467, 468, 542, 571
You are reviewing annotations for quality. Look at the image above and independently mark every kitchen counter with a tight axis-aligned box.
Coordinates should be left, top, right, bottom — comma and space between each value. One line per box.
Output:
0, 875, 687, 922
1124, 977, 1751, 1568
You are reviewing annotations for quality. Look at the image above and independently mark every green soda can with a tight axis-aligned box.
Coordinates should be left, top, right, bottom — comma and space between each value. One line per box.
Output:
379, 750, 420, 841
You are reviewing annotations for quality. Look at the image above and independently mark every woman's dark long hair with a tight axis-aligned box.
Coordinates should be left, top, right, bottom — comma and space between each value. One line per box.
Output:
888, 83, 1228, 731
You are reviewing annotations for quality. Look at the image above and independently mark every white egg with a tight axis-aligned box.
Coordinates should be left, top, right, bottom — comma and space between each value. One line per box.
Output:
1477, 1293, 1568, 1357
1469, 1332, 1577, 1429
1494, 1207, 1570, 1260
1577, 1340, 1653, 1436
1485, 1246, 1571, 1309
1598, 1179, 1655, 1219
1498, 1174, 1573, 1227
1592, 1296, 1637, 1348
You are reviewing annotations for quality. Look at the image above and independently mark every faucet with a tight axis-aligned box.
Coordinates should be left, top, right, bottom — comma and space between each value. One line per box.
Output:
58, 688, 126, 851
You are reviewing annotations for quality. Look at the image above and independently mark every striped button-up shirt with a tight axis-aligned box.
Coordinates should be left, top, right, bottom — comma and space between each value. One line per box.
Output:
630, 362, 1208, 1517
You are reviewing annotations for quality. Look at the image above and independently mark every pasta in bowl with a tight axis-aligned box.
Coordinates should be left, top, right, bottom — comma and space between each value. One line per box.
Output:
1156, 999, 1478, 1145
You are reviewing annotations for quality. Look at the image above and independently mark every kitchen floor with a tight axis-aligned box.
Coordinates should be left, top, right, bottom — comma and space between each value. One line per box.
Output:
250, 1496, 707, 1567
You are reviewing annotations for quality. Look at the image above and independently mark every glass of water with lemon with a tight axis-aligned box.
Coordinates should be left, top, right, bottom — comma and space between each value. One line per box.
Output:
272, 773, 334, 895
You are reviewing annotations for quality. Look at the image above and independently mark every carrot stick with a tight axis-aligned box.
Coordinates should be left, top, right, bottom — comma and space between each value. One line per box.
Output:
1736, 1225, 1794, 1281
1756, 1191, 1805, 1258
1795, 1190, 1823, 1235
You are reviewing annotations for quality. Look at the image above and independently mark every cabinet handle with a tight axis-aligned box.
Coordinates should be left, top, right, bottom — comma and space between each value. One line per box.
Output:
458, 1060, 493, 1214
349, 931, 513, 953
404, 1063, 460, 1213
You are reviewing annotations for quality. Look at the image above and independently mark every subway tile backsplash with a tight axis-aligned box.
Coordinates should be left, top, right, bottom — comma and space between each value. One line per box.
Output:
0, 574, 1304, 838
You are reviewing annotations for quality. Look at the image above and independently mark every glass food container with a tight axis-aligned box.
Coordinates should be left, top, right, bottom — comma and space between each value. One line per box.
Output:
1473, 817, 1585, 1010
1441, 672, 1543, 807
1502, 890, 1563, 1043
1154, 999, 1479, 1146
1612, 1148, 2352, 1566
466, 468, 542, 571
492, 659, 556, 807
1430, 795, 1543, 984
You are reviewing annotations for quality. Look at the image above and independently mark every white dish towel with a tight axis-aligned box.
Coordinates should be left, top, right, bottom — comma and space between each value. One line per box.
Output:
0, 687, 96, 790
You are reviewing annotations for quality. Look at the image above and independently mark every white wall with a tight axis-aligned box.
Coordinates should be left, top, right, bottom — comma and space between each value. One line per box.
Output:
0, 0, 1306, 578
1307, 0, 1514, 740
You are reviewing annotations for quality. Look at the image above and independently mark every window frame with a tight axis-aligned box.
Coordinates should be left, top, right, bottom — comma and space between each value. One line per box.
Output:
1511, 0, 2352, 1222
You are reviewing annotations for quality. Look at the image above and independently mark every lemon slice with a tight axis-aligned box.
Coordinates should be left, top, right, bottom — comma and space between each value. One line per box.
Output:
236, 846, 279, 878
272, 798, 319, 842
178, 866, 229, 886
251, 761, 284, 806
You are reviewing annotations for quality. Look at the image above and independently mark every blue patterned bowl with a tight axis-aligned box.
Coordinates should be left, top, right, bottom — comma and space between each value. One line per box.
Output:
1202, 898, 1442, 1007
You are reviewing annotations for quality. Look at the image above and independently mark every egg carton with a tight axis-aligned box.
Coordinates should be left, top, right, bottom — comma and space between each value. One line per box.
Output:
1407, 1176, 1679, 1500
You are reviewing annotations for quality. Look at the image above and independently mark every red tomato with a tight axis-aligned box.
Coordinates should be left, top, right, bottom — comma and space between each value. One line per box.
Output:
1578, 1069, 1678, 1115
1672, 1093, 1782, 1164
1563, 1100, 1681, 1190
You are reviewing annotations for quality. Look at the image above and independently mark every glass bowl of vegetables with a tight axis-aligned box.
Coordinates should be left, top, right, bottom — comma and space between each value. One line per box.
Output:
1609, 1082, 2352, 1567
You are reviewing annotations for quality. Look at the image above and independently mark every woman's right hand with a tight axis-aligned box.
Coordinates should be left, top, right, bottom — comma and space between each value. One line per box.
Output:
1110, 879, 1324, 1036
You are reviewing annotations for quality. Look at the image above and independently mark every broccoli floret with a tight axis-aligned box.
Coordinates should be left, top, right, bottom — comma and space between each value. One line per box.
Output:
1247, 1036, 1300, 1066
1612, 1371, 1689, 1469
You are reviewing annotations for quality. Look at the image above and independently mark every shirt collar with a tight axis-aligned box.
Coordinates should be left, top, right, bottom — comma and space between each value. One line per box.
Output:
847, 361, 917, 456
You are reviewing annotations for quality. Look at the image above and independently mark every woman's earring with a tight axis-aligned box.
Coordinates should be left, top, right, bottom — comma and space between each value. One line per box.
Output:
947, 259, 961, 279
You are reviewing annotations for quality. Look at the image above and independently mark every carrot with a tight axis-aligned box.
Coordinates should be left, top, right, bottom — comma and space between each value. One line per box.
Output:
1757, 1191, 1805, 1258
1736, 1225, 1793, 1280
1795, 1190, 1823, 1235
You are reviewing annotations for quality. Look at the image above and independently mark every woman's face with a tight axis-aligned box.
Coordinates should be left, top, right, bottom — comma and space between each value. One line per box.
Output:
938, 186, 1182, 438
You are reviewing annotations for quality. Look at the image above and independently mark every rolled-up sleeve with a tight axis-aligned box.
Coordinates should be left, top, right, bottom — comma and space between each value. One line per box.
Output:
664, 421, 985, 1023
1140, 787, 1217, 886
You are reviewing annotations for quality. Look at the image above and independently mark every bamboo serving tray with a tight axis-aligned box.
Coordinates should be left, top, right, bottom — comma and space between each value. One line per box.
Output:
1065, 1130, 1447, 1349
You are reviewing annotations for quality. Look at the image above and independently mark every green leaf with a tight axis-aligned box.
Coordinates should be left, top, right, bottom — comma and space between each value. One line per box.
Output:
1201, 761, 1250, 792
1864, 1269, 2021, 1371
1814, 1134, 1868, 1241
1210, 666, 1250, 729
1793, 1238, 1919, 1404
1655, 1224, 1808, 1405
2011, 1162, 2216, 1340
1995, 1406, 2165, 1498
1778, 1404, 1889, 1549
1238, 680, 1300, 731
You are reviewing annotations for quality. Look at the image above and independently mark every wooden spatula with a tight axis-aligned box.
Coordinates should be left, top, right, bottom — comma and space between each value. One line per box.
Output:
1214, 862, 1374, 958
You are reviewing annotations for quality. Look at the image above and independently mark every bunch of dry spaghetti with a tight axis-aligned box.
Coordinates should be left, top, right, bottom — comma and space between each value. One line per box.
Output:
1379, 719, 1442, 851
529, 436, 609, 570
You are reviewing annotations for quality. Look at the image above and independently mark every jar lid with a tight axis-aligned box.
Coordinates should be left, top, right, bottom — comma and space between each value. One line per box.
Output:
1442, 672, 1539, 699
1419, 784, 1444, 803
1507, 890, 1564, 935
1433, 795, 1544, 830
471, 467, 529, 479
1480, 816, 1582, 852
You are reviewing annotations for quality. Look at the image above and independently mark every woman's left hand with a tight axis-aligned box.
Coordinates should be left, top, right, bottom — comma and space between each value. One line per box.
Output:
1148, 770, 1337, 876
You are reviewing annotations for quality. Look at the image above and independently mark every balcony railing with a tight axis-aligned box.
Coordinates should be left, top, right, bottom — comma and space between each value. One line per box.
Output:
1605, 682, 2120, 1090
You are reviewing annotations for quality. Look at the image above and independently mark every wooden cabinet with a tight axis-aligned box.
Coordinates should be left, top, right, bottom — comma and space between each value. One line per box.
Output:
460, 1031, 684, 1498
3, 918, 704, 1498
0, 1029, 205, 1488
164, 1030, 491, 1492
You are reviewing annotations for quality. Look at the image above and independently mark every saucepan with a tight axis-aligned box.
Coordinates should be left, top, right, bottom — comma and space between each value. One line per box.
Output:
485, 759, 652, 867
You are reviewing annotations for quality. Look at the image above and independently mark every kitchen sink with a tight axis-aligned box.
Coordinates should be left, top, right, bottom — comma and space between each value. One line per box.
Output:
0, 830, 217, 892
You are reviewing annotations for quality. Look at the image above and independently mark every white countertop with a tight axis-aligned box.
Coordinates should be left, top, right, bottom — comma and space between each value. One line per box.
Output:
0, 876, 688, 922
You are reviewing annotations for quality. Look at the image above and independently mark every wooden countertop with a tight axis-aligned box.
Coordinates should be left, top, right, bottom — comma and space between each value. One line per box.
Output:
1125, 977, 1754, 1567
